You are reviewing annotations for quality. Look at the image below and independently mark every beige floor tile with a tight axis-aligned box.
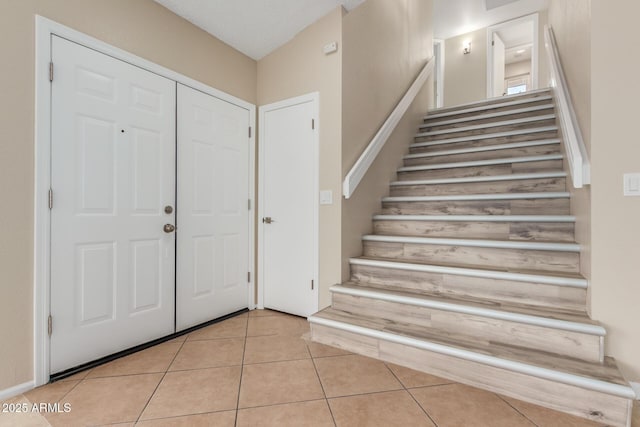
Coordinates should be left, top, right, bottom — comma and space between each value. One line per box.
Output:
24, 380, 80, 405
501, 396, 608, 427
87, 343, 182, 378
306, 342, 351, 358
187, 317, 247, 341
237, 399, 334, 427
57, 370, 91, 382
314, 354, 402, 398
248, 309, 289, 318
385, 363, 453, 388
135, 410, 236, 426
44, 373, 162, 426
0, 395, 52, 427
169, 338, 244, 371
633, 401, 640, 427
238, 359, 324, 408
243, 335, 310, 364
410, 383, 534, 427
329, 390, 435, 427
140, 366, 241, 420
247, 315, 309, 337
164, 335, 188, 344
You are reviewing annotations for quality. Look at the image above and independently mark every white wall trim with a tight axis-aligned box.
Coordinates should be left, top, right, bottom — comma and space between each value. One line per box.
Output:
544, 25, 590, 188
343, 57, 434, 199
34, 15, 256, 387
0, 381, 35, 402
257, 92, 320, 313
487, 13, 540, 99
433, 39, 445, 109
630, 381, 640, 400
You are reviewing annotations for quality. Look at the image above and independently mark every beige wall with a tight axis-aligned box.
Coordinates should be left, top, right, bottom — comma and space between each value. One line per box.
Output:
443, 12, 549, 107
341, 0, 433, 280
590, 0, 640, 381
0, 0, 256, 392
257, 7, 343, 309
505, 60, 531, 79
547, 0, 592, 286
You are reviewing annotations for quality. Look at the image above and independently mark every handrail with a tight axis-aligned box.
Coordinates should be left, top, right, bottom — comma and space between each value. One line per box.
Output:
343, 57, 435, 198
544, 25, 590, 188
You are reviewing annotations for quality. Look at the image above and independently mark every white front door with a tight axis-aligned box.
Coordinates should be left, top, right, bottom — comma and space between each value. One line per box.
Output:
259, 94, 318, 317
176, 84, 251, 331
50, 36, 176, 373
492, 33, 506, 97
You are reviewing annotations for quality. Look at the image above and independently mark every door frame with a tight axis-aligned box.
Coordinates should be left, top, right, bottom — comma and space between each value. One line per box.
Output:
34, 16, 256, 387
486, 13, 539, 99
257, 92, 320, 314
433, 39, 445, 109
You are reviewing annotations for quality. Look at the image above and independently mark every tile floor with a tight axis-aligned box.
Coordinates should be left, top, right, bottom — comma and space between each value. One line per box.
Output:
1, 309, 638, 427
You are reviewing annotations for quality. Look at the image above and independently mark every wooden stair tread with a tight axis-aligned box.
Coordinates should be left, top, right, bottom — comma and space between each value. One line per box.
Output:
362, 234, 580, 250
337, 281, 595, 326
311, 307, 628, 388
355, 256, 586, 281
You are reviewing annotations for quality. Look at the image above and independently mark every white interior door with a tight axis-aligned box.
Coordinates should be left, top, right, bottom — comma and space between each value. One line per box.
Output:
176, 84, 250, 331
50, 36, 176, 373
260, 94, 318, 317
492, 33, 506, 97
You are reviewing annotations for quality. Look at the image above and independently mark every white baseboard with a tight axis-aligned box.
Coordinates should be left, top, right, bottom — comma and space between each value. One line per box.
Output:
0, 380, 35, 401
630, 381, 640, 400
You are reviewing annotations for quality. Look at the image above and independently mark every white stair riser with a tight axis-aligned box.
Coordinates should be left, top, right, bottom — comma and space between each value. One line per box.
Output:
403, 144, 561, 167
397, 160, 564, 181
310, 324, 631, 427
363, 241, 580, 274
373, 219, 575, 242
421, 108, 555, 132
382, 198, 570, 216
350, 264, 587, 313
389, 177, 566, 197
416, 120, 558, 143
331, 292, 602, 363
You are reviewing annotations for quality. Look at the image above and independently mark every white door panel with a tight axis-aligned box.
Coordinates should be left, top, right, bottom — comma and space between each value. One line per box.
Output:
50, 36, 176, 373
260, 96, 318, 317
176, 84, 250, 331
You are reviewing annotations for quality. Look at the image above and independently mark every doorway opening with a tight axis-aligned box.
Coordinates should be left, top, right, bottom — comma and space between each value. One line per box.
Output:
487, 13, 539, 98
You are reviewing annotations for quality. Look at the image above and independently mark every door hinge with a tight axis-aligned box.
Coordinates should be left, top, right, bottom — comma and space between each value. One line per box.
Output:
311, 279, 314, 290
47, 315, 52, 336
49, 62, 54, 82
48, 188, 53, 209
248, 199, 251, 210
248, 126, 252, 138
311, 119, 315, 130
247, 271, 251, 283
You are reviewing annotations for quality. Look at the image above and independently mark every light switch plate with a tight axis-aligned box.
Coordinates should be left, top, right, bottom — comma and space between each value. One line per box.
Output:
623, 173, 640, 196
319, 190, 333, 205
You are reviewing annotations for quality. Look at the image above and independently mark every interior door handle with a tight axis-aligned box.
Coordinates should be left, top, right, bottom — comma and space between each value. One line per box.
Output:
163, 224, 176, 233
262, 217, 274, 224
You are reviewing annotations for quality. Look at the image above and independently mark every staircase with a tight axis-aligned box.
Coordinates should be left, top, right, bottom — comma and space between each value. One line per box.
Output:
309, 89, 636, 427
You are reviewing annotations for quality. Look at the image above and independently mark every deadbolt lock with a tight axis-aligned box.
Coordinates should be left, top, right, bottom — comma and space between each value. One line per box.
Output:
163, 224, 176, 233
164, 205, 173, 214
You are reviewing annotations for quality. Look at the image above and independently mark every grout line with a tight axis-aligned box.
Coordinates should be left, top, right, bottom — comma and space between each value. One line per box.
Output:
384, 362, 440, 427
127, 408, 236, 425
233, 312, 250, 427
308, 344, 338, 427
134, 337, 187, 423
496, 394, 541, 427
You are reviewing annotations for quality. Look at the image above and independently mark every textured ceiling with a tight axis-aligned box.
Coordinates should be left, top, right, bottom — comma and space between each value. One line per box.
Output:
153, 0, 365, 60
433, 0, 548, 40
